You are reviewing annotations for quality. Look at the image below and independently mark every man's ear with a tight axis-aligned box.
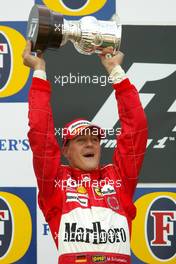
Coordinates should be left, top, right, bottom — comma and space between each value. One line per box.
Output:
62, 145, 69, 159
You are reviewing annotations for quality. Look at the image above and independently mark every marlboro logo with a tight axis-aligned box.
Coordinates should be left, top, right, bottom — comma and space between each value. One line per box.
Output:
63, 221, 127, 244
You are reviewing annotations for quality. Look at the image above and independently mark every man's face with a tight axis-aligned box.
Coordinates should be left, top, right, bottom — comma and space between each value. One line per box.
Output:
63, 130, 101, 171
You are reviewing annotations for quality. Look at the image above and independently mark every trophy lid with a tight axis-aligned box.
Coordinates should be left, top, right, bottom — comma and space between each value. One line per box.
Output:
26, 4, 64, 52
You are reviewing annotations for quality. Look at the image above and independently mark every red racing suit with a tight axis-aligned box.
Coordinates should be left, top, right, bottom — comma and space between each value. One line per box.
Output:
28, 77, 148, 264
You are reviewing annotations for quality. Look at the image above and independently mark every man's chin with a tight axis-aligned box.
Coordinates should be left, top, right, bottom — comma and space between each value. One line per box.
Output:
80, 160, 98, 171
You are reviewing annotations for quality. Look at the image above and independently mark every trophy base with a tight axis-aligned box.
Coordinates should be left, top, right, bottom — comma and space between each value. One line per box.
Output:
27, 5, 64, 52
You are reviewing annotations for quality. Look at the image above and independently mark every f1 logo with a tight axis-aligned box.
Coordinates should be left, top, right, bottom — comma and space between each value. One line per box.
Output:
151, 211, 176, 246
0, 43, 8, 68
0, 210, 9, 246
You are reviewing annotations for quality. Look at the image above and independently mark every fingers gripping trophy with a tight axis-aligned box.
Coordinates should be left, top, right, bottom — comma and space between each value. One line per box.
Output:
26, 4, 122, 58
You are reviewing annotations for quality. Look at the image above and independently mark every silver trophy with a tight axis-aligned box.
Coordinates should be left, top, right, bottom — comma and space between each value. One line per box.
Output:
27, 5, 122, 56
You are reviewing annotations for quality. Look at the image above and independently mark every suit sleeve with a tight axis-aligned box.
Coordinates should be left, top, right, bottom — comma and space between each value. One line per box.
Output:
28, 77, 61, 200
113, 78, 148, 199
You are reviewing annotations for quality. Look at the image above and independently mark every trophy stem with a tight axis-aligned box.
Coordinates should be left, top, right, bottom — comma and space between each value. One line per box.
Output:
61, 20, 82, 47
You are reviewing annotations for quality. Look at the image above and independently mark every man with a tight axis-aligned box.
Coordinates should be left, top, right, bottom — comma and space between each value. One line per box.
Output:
23, 41, 148, 264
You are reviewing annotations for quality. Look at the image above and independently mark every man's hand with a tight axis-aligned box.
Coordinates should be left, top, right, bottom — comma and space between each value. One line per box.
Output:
99, 47, 124, 74
22, 41, 46, 71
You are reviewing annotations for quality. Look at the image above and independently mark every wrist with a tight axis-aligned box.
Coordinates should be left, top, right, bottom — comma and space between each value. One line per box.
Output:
33, 69, 47, 80
109, 65, 126, 84
34, 64, 46, 71
106, 63, 119, 74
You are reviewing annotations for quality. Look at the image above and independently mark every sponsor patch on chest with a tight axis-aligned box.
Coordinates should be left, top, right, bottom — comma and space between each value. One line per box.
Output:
101, 184, 116, 196
66, 192, 88, 207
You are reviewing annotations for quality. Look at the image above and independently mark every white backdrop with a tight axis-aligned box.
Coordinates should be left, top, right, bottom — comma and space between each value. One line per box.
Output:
117, 0, 176, 25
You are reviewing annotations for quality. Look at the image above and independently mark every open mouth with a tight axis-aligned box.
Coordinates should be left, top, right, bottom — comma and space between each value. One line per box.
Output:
83, 153, 95, 158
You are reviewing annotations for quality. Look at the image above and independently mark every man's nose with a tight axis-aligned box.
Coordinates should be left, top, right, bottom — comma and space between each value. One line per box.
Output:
85, 139, 94, 147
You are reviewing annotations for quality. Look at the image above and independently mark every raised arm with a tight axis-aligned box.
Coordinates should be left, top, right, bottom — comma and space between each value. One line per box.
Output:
100, 50, 148, 199
23, 41, 61, 200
